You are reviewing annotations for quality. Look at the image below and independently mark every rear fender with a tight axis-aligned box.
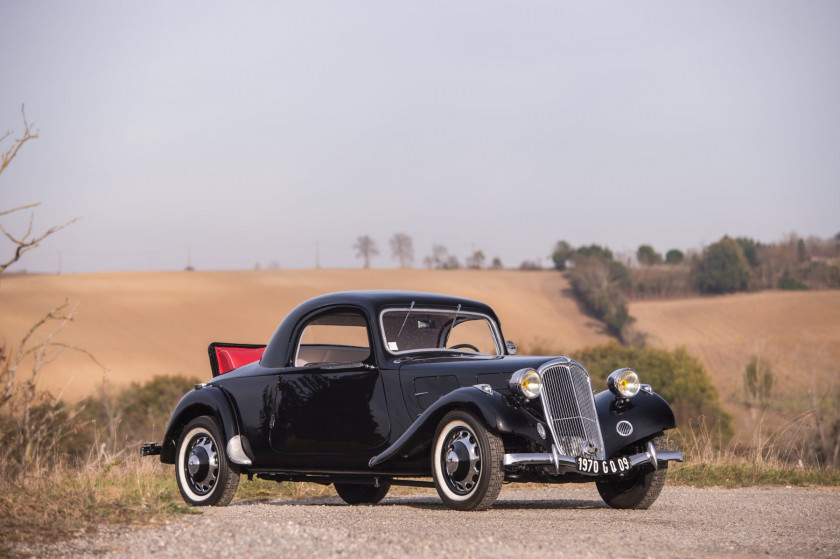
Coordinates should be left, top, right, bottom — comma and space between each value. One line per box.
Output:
159, 385, 240, 464
595, 389, 677, 458
369, 386, 547, 468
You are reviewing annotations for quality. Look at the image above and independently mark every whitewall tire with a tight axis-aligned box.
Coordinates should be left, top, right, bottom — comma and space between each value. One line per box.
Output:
175, 416, 240, 507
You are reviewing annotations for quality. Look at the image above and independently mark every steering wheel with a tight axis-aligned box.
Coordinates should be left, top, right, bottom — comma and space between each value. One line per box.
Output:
449, 343, 480, 352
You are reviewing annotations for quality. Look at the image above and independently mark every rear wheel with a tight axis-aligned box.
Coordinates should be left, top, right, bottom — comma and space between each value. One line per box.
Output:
431, 410, 504, 511
596, 434, 668, 509
175, 416, 240, 507
334, 482, 390, 505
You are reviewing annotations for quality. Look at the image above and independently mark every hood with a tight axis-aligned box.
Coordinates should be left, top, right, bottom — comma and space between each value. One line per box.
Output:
396, 354, 565, 376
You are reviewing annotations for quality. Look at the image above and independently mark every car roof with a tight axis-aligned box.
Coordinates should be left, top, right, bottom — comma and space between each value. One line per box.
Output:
297, 290, 494, 313
260, 290, 500, 368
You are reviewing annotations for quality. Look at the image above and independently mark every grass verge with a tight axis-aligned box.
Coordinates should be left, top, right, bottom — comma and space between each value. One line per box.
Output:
668, 461, 840, 488
0, 454, 332, 552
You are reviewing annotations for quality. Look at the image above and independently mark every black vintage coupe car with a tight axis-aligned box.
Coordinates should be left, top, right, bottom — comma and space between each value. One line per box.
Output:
142, 291, 682, 511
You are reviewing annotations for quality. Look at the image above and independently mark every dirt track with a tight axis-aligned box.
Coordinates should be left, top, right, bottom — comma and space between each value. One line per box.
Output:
15, 485, 839, 558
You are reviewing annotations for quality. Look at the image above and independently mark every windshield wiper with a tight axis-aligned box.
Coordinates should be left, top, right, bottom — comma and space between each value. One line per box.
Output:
396, 300, 415, 339
442, 303, 461, 347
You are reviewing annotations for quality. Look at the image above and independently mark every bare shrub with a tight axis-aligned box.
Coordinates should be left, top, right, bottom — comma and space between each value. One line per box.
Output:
0, 107, 96, 479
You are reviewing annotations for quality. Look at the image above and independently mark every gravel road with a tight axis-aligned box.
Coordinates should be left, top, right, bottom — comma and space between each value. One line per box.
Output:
15, 485, 840, 558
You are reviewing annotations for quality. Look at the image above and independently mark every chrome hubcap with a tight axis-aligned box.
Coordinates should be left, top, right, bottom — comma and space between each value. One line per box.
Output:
442, 428, 481, 495
185, 434, 218, 495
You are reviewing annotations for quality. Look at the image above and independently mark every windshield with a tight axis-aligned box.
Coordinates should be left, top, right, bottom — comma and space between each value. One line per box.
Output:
379, 308, 502, 355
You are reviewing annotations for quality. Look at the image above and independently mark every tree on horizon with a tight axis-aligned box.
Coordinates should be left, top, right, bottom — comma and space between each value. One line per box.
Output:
353, 235, 379, 269
389, 233, 414, 269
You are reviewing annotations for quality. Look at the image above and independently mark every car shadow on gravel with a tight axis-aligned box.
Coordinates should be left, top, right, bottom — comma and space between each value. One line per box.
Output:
247, 495, 606, 510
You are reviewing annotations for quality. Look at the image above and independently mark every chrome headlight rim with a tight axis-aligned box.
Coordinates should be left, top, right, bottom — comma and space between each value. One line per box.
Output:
607, 368, 641, 399
509, 368, 542, 400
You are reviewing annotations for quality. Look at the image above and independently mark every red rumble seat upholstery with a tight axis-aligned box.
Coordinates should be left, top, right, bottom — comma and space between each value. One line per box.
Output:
213, 345, 265, 375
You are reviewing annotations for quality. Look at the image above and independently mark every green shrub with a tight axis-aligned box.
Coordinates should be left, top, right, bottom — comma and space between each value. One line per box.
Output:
735, 237, 759, 267
693, 236, 752, 294
665, 249, 684, 265
778, 277, 809, 290
743, 355, 774, 407
637, 244, 663, 266
551, 240, 574, 271
574, 342, 733, 437
575, 244, 613, 261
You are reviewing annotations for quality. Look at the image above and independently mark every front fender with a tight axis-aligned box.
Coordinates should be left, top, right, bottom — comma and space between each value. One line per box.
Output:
595, 389, 677, 458
159, 385, 240, 464
369, 386, 546, 468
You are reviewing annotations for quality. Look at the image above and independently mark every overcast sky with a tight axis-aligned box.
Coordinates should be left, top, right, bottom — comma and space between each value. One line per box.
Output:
1, 1, 838, 273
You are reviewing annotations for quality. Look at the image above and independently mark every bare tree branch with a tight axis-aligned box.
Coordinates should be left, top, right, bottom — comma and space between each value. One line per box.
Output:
0, 202, 40, 218
0, 104, 38, 177
1, 302, 69, 408
0, 216, 80, 274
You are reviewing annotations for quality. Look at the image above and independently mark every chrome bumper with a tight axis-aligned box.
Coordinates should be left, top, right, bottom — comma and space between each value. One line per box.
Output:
503, 442, 684, 474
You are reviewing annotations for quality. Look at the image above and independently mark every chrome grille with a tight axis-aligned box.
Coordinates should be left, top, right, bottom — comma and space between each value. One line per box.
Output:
539, 362, 605, 460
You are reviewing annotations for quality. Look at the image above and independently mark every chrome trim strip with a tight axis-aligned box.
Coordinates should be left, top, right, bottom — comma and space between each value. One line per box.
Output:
378, 307, 503, 356
503, 453, 554, 467
226, 435, 252, 466
502, 447, 575, 471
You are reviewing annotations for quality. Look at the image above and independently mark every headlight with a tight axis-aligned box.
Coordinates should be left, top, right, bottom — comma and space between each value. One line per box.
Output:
510, 368, 542, 400
607, 368, 641, 398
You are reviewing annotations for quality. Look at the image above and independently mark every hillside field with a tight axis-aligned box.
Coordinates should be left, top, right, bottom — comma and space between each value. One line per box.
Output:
0, 269, 610, 399
1, 269, 838, 436
630, 290, 840, 434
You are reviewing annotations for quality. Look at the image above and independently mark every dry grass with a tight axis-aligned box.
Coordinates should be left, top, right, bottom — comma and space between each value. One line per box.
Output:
664, 417, 840, 488
0, 452, 334, 550
668, 461, 840, 487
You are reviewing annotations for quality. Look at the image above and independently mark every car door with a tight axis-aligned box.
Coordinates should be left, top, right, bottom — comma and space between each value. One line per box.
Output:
268, 307, 390, 467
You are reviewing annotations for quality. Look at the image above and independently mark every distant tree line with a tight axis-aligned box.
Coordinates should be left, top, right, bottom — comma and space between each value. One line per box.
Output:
550, 232, 840, 344
625, 233, 840, 297
348, 231, 839, 299
351, 234, 503, 270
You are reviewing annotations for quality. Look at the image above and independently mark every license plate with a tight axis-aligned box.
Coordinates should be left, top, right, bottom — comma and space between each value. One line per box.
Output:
576, 456, 632, 475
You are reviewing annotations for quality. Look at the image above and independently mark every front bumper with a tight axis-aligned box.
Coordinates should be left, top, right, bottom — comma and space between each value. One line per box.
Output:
503, 441, 683, 475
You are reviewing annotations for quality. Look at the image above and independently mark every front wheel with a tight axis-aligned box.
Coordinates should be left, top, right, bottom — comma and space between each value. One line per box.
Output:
175, 415, 240, 506
595, 434, 668, 510
431, 410, 504, 511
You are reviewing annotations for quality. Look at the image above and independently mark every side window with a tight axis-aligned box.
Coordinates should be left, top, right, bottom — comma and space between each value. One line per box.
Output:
294, 310, 371, 367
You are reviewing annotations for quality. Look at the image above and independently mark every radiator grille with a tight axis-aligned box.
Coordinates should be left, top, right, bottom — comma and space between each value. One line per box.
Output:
540, 362, 605, 460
